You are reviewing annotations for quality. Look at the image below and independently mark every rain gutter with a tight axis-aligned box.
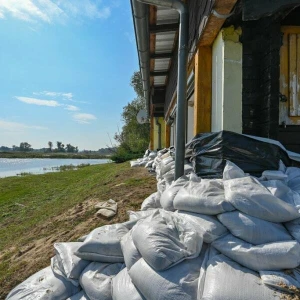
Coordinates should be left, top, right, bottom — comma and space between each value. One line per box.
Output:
132, 0, 189, 179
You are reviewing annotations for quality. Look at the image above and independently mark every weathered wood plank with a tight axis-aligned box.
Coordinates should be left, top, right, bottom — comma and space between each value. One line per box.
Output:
194, 46, 212, 135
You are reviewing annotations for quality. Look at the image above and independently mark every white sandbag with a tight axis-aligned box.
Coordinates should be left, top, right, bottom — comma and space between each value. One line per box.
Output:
157, 179, 168, 194
163, 163, 193, 183
140, 192, 161, 211
53, 242, 90, 283
201, 255, 281, 300
224, 176, 300, 222
212, 234, 300, 271
120, 231, 142, 270
6, 266, 80, 300
129, 254, 204, 300
174, 175, 234, 215
67, 291, 89, 300
259, 270, 300, 294
130, 161, 141, 167
261, 180, 300, 206
75, 224, 129, 262
218, 211, 292, 245
112, 267, 145, 300
261, 170, 288, 181
286, 167, 300, 193
79, 262, 123, 300
127, 209, 157, 221
223, 160, 246, 180
145, 160, 154, 168
285, 217, 300, 242
177, 211, 228, 243
159, 157, 175, 176
160, 176, 188, 211
132, 210, 202, 271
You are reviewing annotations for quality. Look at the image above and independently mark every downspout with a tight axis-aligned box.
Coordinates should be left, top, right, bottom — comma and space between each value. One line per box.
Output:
155, 117, 162, 149
134, 0, 189, 180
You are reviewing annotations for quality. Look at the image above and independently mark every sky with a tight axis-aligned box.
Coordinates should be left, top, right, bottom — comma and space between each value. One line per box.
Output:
0, 0, 139, 151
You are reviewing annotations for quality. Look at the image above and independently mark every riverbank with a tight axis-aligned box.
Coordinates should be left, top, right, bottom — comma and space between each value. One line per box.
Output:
0, 152, 109, 159
0, 163, 156, 299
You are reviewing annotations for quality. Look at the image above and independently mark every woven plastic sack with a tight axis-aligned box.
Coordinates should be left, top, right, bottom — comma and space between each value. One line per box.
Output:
75, 224, 129, 262
141, 192, 161, 211
218, 211, 292, 245
120, 230, 142, 270
79, 262, 123, 300
160, 176, 188, 211
259, 270, 300, 294
200, 255, 282, 300
223, 160, 246, 180
127, 209, 157, 221
286, 167, 300, 194
212, 234, 300, 271
112, 267, 145, 300
285, 217, 300, 242
67, 291, 89, 300
261, 180, 300, 206
177, 211, 227, 243
129, 253, 205, 300
132, 210, 202, 271
224, 176, 300, 222
174, 174, 234, 215
130, 161, 141, 167
6, 266, 80, 300
52, 242, 89, 284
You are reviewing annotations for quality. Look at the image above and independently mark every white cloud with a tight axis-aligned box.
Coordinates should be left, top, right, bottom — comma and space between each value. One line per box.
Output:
0, 119, 47, 131
33, 91, 73, 99
0, 0, 112, 23
72, 113, 96, 124
16, 96, 60, 107
65, 105, 79, 111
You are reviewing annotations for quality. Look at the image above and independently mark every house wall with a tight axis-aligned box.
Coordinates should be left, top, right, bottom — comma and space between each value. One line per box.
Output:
242, 17, 281, 139
212, 27, 243, 133
153, 117, 166, 150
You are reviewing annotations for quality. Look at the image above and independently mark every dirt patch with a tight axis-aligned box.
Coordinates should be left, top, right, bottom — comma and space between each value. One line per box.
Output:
0, 166, 156, 299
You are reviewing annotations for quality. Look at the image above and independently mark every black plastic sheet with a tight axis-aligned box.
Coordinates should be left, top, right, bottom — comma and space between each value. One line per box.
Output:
189, 131, 291, 178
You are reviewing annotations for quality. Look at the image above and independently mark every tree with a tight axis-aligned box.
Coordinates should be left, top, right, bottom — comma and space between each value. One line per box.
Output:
56, 141, 65, 152
48, 141, 53, 152
65, 143, 77, 153
19, 142, 32, 152
114, 71, 150, 154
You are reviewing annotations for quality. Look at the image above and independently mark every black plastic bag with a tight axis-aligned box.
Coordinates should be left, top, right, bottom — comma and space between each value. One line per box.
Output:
189, 131, 291, 178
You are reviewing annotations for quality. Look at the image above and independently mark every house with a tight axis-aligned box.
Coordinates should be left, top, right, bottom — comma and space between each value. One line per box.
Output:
131, 0, 300, 175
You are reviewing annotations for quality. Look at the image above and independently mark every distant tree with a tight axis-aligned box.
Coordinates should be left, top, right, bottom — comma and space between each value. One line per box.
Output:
114, 71, 150, 154
56, 141, 65, 152
48, 141, 53, 152
65, 143, 77, 153
12, 145, 18, 151
19, 142, 32, 152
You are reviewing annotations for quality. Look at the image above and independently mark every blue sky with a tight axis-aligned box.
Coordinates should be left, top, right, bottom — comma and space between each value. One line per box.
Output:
0, 0, 139, 150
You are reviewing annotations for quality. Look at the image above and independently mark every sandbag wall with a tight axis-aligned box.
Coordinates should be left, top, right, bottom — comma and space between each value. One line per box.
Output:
7, 144, 300, 300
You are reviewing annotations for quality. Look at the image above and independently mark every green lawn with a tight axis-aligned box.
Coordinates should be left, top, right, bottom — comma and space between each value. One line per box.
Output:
0, 162, 156, 299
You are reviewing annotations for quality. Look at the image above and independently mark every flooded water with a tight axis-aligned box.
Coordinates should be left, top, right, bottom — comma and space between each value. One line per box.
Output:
0, 158, 110, 178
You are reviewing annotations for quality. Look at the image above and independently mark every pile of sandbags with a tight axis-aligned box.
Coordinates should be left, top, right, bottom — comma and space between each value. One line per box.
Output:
7, 137, 300, 299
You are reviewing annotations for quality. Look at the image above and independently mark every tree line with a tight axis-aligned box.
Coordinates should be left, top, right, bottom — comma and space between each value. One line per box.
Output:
1, 141, 79, 153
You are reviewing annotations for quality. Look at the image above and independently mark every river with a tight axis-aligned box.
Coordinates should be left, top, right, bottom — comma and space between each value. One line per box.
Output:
0, 158, 110, 178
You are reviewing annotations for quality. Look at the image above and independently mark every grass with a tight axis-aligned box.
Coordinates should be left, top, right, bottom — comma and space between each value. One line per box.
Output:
0, 162, 156, 299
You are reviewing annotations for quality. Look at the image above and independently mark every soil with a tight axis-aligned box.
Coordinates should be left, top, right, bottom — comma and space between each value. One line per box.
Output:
0, 166, 156, 299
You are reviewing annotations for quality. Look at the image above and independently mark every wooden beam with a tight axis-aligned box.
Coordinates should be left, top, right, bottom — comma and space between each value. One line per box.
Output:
194, 47, 212, 135
150, 52, 173, 59
150, 71, 169, 77
198, 0, 238, 47
165, 123, 171, 148
149, 23, 179, 34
